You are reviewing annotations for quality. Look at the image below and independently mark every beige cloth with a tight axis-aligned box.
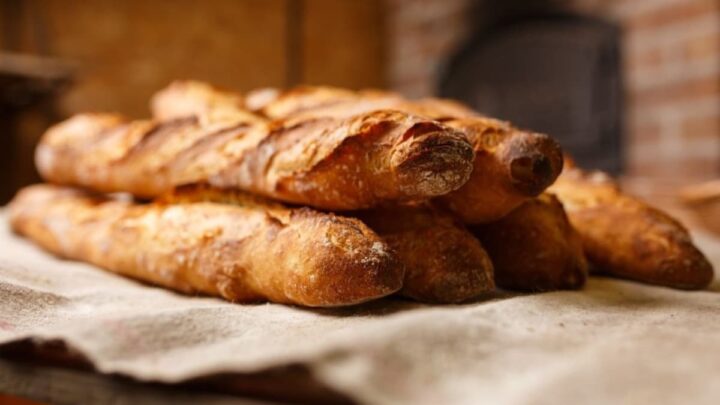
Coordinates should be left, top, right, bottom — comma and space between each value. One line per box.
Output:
1, 210, 719, 405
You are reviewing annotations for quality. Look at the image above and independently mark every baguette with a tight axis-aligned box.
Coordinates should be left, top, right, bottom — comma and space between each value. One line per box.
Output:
9, 184, 404, 307
36, 109, 475, 209
245, 87, 281, 112
549, 167, 714, 289
358, 206, 495, 303
439, 117, 563, 223
152, 85, 494, 302
260, 86, 364, 119
472, 194, 588, 291
151, 80, 264, 125
165, 186, 496, 304
262, 87, 477, 123
35, 113, 259, 197
252, 85, 564, 222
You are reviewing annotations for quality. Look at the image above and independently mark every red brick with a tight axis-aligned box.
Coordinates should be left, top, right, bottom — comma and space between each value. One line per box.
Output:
630, 96, 720, 127
613, 0, 685, 19
631, 76, 720, 106
681, 32, 720, 61
630, 160, 719, 179
681, 114, 720, 138
626, 158, 673, 179
626, 47, 667, 73
669, 159, 719, 177
624, 12, 719, 58
627, 32, 719, 75
631, 122, 664, 143
627, 0, 719, 30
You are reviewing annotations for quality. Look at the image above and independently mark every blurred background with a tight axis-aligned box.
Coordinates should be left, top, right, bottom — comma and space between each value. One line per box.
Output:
1, 0, 718, 203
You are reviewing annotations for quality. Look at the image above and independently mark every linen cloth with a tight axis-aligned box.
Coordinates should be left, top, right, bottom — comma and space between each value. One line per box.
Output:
1, 211, 719, 405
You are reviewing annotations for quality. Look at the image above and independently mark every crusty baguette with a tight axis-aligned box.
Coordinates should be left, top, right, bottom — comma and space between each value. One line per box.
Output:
213, 110, 475, 209
549, 167, 714, 289
151, 80, 264, 125
439, 117, 563, 223
244, 87, 281, 112
36, 109, 475, 209
260, 86, 364, 119
152, 84, 494, 303
35, 113, 260, 197
9, 184, 404, 307
472, 193, 588, 291
357, 205, 495, 303
252, 85, 564, 222
165, 186, 495, 304
262, 86, 477, 123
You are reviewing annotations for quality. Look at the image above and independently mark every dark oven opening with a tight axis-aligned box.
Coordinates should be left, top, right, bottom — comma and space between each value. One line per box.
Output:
440, 2, 623, 174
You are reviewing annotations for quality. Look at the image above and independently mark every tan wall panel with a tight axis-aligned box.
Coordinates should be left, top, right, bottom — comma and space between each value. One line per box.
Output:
301, 0, 385, 89
38, 0, 288, 118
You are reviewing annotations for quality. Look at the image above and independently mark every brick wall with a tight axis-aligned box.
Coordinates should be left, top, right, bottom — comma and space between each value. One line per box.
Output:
385, 0, 475, 98
385, 0, 720, 180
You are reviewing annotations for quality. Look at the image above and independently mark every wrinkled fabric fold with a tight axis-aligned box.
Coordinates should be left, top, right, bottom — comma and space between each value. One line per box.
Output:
1, 212, 719, 405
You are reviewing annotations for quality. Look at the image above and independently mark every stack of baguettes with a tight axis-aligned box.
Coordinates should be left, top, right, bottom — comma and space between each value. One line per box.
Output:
8, 81, 714, 307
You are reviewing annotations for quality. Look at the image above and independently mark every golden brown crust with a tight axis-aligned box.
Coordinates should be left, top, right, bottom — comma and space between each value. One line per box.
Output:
439, 118, 564, 223
36, 110, 474, 209
261, 86, 363, 119
167, 186, 495, 304
257, 85, 564, 222
549, 168, 714, 289
9, 184, 404, 307
149, 81, 562, 221
36, 113, 257, 197
262, 86, 471, 122
151, 80, 263, 125
215, 110, 474, 209
472, 194, 588, 291
357, 205, 495, 303
244, 87, 281, 112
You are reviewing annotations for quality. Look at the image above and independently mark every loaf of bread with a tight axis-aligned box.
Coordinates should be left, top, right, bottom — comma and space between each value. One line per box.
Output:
151, 80, 263, 125
439, 117, 563, 223
165, 185, 495, 304
260, 86, 363, 119
244, 87, 281, 112
260, 86, 477, 122
550, 167, 714, 289
247, 85, 564, 223
9, 184, 404, 307
151, 84, 495, 302
357, 205, 494, 303
36, 108, 475, 209
473, 194, 588, 291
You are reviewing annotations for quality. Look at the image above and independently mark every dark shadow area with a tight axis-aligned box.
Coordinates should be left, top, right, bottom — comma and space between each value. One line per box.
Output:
301, 290, 518, 318
0, 339, 351, 405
